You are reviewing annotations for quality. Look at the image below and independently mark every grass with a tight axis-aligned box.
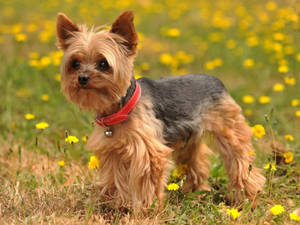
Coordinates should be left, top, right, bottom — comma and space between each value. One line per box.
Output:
0, 0, 300, 224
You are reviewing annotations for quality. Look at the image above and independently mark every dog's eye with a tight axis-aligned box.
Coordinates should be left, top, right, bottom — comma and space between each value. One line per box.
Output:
97, 59, 109, 71
71, 59, 80, 70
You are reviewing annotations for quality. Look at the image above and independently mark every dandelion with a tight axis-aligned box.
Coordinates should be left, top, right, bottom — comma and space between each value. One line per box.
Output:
264, 163, 276, 171
270, 204, 285, 215
205, 61, 215, 70
266, 1, 277, 11
160, 53, 173, 65
291, 99, 299, 107
278, 65, 289, 73
244, 109, 253, 116
166, 28, 180, 37
242, 95, 254, 104
65, 135, 79, 144
296, 110, 300, 117
82, 136, 87, 142
15, 33, 27, 42
39, 56, 51, 67
58, 160, 65, 167
249, 150, 256, 156
252, 124, 265, 138
41, 94, 49, 101
227, 208, 241, 220
273, 83, 285, 92
25, 113, 35, 120
259, 96, 270, 104
134, 74, 142, 80
55, 74, 61, 82
88, 155, 100, 169
140, 62, 149, 71
289, 212, 300, 221
167, 183, 179, 191
29, 59, 39, 67
243, 58, 254, 68
284, 134, 294, 141
283, 152, 294, 164
29, 52, 40, 59
35, 122, 49, 130
172, 164, 187, 178
284, 76, 295, 85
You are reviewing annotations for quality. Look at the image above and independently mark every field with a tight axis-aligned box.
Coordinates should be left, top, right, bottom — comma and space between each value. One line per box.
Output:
0, 0, 300, 224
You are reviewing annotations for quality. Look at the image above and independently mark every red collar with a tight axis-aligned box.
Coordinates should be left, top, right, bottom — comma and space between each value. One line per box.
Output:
95, 82, 141, 127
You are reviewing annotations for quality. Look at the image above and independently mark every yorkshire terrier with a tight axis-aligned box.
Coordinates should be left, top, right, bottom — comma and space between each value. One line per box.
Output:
56, 11, 265, 209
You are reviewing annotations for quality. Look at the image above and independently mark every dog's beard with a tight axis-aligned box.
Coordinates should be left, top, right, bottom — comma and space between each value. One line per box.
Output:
63, 76, 121, 113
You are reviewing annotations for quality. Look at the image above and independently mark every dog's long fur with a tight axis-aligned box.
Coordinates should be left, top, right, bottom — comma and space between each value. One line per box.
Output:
57, 11, 265, 209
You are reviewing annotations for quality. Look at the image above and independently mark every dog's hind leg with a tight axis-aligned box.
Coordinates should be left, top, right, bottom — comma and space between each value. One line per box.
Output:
203, 94, 265, 204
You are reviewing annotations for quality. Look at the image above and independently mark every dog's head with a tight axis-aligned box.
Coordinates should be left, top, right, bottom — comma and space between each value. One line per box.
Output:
56, 11, 138, 114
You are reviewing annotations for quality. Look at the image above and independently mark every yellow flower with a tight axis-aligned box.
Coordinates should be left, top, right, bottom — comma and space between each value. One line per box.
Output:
58, 160, 65, 167
270, 204, 285, 215
82, 136, 87, 142
284, 77, 295, 85
29, 52, 40, 59
15, 33, 27, 42
167, 183, 179, 191
172, 164, 188, 178
160, 53, 173, 65
249, 150, 256, 156
29, 59, 39, 67
88, 155, 100, 169
140, 62, 149, 71
35, 122, 49, 130
25, 113, 35, 120
134, 74, 142, 80
291, 99, 299, 107
166, 28, 180, 37
65, 135, 79, 144
227, 208, 241, 220
278, 65, 289, 73
246, 36, 259, 47
41, 94, 49, 101
40, 56, 51, 67
259, 96, 270, 104
273, 83, 285, 92
205, 61, 215, 70
252, 124, 265, 138
55, 74, 61, 82
244, 109, 253, 116
264, 163, 276, 171
283, 152, 294, 164
289, 212, 300, 221
296, 110, 300, 117
266, 1, 277, 11
242, 95, 254, 104
284, 134, 294, 142
243, 58, 254, 68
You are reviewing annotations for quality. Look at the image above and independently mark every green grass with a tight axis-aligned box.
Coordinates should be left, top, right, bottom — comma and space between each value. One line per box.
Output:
0, 0, 300, 224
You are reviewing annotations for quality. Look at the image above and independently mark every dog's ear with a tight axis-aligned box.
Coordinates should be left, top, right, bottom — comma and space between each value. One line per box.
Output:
56, 13, 79, 50
110, 11, 138, 55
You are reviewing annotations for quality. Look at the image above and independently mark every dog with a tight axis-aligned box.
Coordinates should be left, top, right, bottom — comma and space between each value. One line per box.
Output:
56, 11, 265, 209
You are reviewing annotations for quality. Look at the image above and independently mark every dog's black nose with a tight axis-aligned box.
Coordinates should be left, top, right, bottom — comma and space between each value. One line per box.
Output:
78, 75, 90, 86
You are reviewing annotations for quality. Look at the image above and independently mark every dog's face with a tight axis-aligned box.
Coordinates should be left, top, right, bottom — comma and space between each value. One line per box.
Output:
56, 11, 138, 114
